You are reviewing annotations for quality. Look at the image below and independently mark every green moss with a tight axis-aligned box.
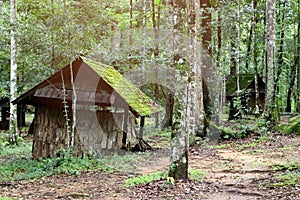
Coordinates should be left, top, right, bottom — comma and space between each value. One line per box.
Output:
81, 56, 162, 116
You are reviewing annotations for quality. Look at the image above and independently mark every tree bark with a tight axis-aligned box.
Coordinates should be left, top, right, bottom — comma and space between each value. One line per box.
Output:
252, 0, 260, 113
230, 25, 237, 75
285, 0, 300, 112
200, 0, 212, 55
129, 0, 133, 45
169, 0, 203, 180
275, 0, 286, 109
161, 93, 174, 129
9, 0, 18, 144
264, 0, 279, 121
297, 0, 300, 113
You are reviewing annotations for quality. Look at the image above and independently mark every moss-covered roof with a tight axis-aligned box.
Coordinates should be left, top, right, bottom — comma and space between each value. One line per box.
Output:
226, 74, 256, 96
81, 56, 162, 117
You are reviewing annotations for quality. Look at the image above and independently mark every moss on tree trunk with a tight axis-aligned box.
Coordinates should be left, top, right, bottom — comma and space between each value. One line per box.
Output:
168, 149, 188, 180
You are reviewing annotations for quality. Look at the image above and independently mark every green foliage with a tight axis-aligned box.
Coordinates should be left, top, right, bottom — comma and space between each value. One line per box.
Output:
272, 162, 300, 172
124, 169, 207, 187
0, 133, 31, 157
188, 169, 207, 183
272, 172, 300, 187
0, 197, 16, 200
0, 134, 158, 182
124, 171, 166, 187
274, 115, 300, 135
221, 117, 272, 140
0, 138, 117, 181
0, 149, 116, 181
271, 162, 300, 186
282, 115, 300, 135
221, 123, 253, 139
255, 117, 272, 135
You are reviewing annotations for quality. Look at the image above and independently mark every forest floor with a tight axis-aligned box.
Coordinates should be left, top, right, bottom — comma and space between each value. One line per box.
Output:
0, 121, 300, 200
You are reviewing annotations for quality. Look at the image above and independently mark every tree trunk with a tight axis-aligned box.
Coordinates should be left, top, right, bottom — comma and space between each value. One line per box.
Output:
169, 0, 203, 180
252, 0, 260, 113
245, 7, 254, 70
230, 26, 237, 75
129, 0, 133, 45
152, 0, 161, 128
9, 0, 18, 144
286, 2, 297, 113
161, 93, 174, 129
200, 0, 212, 55
264, 0, 279, 121
275, 0, 286, 111
297, 0, 300, 113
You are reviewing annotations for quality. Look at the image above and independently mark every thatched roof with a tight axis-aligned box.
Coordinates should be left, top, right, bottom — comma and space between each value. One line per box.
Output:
13, 56, 162, 117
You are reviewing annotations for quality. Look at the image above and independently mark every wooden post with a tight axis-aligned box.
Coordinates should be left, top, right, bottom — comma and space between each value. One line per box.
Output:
17, 104, 26, 128
139, 116, 145, 139
122, 108, 129, 146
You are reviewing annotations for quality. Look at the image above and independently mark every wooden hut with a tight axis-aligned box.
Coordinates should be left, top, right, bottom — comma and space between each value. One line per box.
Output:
226, 74, 265, 119
13, 56, 161, 159
0, 97, 26, 130
0, 98, 10, 130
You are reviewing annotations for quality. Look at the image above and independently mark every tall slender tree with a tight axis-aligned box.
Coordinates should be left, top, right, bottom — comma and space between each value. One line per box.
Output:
9, 0, 18, 144
264, 0, 279, 121
297, 0, 300, 113
169, 0, 203, 180
252, 0, 260, 113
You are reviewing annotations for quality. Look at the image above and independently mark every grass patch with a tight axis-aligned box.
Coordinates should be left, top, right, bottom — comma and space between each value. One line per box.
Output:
124, 171, 166, 187
189, 169, 207, 183
271, 162, 300, 187
272, 162, 300, 171
0, 197, 16, 200
272, 172, 300, 187
124, 169, 207, 187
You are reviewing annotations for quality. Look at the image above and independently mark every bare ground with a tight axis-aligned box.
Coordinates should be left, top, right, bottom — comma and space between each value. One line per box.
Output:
0, 134, 299, 200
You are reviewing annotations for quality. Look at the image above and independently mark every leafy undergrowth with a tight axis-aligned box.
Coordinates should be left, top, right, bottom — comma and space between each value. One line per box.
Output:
271, 162, 300, 187
0, 133, 153, 182
125, 169, 206, 188
0, 196, 14, 200
0, 150, 116, 181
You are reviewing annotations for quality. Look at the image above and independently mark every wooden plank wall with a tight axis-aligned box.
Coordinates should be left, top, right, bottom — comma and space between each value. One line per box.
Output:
32, 106, 137, 159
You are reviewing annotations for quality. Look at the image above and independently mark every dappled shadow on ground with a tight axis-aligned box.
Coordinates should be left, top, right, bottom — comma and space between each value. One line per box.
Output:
0, 134, 299, 200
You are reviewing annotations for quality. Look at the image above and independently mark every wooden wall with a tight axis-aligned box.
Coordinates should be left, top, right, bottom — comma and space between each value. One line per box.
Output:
32, 106, 136, 159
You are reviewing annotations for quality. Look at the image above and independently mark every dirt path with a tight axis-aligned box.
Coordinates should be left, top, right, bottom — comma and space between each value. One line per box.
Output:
0, 134, 299, 200
133, 134, 300, 200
